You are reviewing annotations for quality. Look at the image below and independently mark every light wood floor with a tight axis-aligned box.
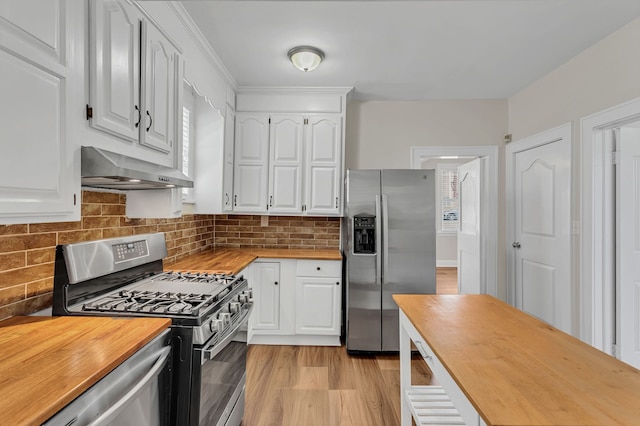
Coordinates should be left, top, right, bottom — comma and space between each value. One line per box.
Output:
242, 268, 457, 426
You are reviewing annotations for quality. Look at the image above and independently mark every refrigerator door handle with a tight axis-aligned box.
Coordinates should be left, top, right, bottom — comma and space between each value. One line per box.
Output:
382, 194, 389, 279
375, 195, 382, 285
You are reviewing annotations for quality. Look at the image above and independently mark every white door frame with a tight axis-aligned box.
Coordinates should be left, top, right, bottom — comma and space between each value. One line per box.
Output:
411, 145, 499, 298
581, 97, 640, 351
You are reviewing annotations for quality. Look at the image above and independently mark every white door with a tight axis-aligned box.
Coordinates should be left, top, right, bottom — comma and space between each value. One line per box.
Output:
510, 125, 571, 333
616, 127, 640, 368
89, 0, 140, 142
233, 113, 269, 213
295, 277, 341, 335
457, 158, 484, 294
268, 114, 303, 214
305, 115, 342, 215
252, 263, 280, 331
140, 20, 176, 154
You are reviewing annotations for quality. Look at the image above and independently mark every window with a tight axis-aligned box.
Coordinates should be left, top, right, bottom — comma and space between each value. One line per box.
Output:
181, 82, 196, 202
437, 164, 461, 233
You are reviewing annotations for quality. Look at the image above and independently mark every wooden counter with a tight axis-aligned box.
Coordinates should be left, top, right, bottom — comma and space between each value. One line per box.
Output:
164, 248, 342, 274
0, 315, 171, 426
394, 294, 640, 425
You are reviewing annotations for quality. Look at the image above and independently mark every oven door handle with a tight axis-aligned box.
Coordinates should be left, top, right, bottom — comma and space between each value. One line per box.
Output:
87, 346, 171, 426
204, 304, 253, 361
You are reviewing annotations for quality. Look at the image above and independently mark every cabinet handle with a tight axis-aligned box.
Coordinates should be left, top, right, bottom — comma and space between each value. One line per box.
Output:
274, 281, 278, 286
336, 281, 339, 286
134, 105, 141, 128
225, 193, 229, 205
146, 111, 152, 132
234, 195, 237, 207
317, 267, 321, 271
269, 195, 273, 207
335, 197, 339, 208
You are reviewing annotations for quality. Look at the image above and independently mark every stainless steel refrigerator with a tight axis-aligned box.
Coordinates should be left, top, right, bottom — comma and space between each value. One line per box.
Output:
343, 169, 436, 352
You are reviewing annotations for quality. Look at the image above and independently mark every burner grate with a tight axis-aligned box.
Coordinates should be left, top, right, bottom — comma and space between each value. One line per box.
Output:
82, 289, 216, 316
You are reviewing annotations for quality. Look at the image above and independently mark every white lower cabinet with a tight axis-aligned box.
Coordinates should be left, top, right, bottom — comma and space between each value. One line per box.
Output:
251, 261, 281, 331
295, 260, 341, 335
248, 258, 341, 346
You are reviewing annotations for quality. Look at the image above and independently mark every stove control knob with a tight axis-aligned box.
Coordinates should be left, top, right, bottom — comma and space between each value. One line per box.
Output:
218, 312, 231, 325
209, 319, 224, 333
229, 302, 241, 313
238, 293, 248, 303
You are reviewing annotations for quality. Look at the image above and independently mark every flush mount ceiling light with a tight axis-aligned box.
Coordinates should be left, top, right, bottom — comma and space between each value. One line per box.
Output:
288, 46, 324, 72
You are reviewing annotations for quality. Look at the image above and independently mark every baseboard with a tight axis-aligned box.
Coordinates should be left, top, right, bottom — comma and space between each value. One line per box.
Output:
436, 260, 457, 267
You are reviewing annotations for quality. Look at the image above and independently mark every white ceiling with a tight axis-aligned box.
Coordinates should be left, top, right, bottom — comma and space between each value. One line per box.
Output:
180, 0, 640, 101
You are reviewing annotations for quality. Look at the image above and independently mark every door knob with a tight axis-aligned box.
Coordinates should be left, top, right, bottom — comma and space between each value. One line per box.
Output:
512, 242, 521, 248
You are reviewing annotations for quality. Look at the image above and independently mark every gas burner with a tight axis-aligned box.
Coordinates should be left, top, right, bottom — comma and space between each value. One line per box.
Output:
158, 271, 238, 285
82, 289, 216, 316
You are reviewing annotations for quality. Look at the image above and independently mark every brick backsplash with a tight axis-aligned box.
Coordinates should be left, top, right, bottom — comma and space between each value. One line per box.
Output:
0, 192, 341, 320
214, 215, 340, 249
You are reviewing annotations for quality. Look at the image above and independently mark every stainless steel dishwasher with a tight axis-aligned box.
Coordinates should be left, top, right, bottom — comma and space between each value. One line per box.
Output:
43, 329, 172, 426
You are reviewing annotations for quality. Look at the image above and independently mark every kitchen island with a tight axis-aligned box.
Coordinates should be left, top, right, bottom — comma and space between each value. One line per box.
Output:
0, 315, 171, 425
394, 294, 640, 425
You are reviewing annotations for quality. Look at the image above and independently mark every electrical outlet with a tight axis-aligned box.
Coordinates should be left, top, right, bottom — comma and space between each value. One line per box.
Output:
261, 216, 269, 227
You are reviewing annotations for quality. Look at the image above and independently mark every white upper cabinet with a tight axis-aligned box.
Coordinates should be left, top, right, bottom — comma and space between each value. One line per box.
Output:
233, 113, 270, 212
305, 115, 342, 215
140, 20, 178, 154
233, 89, 350, 217
0, 0, 80, 224
89, 0, 180, 158
268, 115, 304, 214
89, 0, 140, 142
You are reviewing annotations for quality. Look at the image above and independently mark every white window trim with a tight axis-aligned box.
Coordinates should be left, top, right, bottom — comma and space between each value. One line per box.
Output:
436, 162, 464, 235
182, 82, 196, 203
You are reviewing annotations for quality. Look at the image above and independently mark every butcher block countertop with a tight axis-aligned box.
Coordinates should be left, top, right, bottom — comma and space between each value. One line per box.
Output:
0, 315, 171, 426
393, 294, 640, 426
164, 248, 342, 274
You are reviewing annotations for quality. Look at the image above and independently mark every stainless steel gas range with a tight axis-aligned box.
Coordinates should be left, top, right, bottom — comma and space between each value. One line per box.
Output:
52, 233, 253, 426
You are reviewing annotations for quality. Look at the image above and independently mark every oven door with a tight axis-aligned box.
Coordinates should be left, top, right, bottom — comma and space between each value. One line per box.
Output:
193, 305, 253, 426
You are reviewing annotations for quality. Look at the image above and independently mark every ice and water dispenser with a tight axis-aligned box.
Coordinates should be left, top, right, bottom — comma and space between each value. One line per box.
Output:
353, 214, 376, 254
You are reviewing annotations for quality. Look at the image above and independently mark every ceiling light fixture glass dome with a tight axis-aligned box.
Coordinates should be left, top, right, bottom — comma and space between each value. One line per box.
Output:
288, 46, 324, 72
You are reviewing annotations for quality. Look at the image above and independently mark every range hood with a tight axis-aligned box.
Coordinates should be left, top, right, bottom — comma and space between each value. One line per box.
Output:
81, 146, 194, 190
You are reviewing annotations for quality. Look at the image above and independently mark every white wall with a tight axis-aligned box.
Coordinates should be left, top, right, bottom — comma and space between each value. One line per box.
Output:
509, 17, 640, 141
345, 100, 507, 169
507, 17, 640, 337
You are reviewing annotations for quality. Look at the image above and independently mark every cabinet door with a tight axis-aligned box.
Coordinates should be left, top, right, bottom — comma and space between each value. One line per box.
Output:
140, 20, 177, 154
223, 105, 235, 212
296, 277, 341, 335
89, 0, 140, 142
233, 113, 269, 213
268, 115, 303, 214
252, 263, 281, 331
305, 115, 342, 215
0, 0, 78, 224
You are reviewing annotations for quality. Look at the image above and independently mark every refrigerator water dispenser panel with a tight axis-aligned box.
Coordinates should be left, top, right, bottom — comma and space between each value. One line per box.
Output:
353, 215, 376, 254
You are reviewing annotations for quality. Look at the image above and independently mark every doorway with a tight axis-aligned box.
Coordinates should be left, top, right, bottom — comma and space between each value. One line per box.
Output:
411, 146, 499, 297
582, 98, 640, 368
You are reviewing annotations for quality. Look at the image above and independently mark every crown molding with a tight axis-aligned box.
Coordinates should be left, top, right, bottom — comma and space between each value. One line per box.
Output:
236, 86, 354, 96
165, 1, 237, 90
